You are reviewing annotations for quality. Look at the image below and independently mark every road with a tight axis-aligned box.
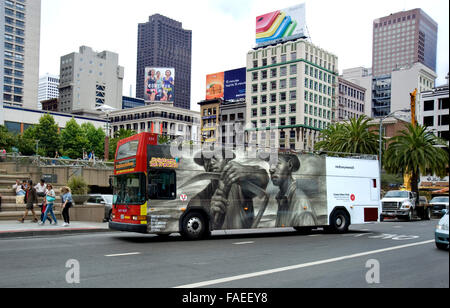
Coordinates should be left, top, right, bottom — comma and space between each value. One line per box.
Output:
0, 219, 448, 288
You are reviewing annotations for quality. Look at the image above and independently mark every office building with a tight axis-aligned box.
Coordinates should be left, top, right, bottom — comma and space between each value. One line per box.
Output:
38, 73, 59, 109
372, 62, 437, 118
59, 46, 124, 115
136, 14, 192, 110
420, 82, 449, 143
122, 96, 145, 109
372, 8, 438, 76
198, 99, 221, 144
109, 102, 200, 142
342, 67, 373, 118
2, 0, 41, 109
246, 38, 338, 151
337, 77, 367, 122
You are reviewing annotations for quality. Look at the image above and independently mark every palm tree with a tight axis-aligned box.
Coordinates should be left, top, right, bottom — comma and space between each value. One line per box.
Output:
315, 116, 380, 155
384, 124, 449, 204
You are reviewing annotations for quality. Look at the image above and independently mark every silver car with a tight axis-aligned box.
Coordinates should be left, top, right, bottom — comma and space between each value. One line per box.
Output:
88, 194, 113, 222
430, 196, 449, 218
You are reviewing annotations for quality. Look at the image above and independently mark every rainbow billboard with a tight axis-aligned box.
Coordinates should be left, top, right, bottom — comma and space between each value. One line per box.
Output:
256, 4, 306, 46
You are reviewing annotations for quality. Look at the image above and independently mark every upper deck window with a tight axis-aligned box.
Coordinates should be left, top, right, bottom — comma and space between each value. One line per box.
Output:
116, 140, 139, 160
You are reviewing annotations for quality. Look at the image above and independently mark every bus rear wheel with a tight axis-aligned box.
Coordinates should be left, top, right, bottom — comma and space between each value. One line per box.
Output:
181, 212, 209, 240
326, 210, 350, 234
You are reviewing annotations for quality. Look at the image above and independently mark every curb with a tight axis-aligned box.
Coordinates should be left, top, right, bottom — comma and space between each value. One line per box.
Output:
0, 227, 116, 239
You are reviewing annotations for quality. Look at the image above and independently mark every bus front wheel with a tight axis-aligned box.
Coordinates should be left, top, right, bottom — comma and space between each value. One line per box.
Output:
181, 212, 209, 240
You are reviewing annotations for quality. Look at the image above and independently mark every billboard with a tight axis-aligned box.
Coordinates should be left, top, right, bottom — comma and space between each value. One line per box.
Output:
206, 72, 224, 100
256, 4, 306, 45
144, 68, 175, 102
206, 68, 246, 101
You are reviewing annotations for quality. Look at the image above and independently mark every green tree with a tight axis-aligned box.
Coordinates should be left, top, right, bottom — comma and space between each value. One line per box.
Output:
109, 129, 137, 160
315, 116, 380, 155
81, 123, 106, 159
61, 119, 89, 159
384, 124, 449, 204
34, 114, 61, 157
16, 126, 38, 156
0, 125, 15, 151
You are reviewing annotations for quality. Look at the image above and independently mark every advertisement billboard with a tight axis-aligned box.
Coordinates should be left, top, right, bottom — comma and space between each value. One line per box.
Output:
224, 68, 246, 101
256, 4, 306, 46
206, 68, 246, 101
206, 72, 224, 100
145, 68, 175, 102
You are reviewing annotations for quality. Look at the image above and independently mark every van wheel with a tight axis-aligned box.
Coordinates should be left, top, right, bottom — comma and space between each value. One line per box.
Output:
328, 210, 350, 234
423, 208, 431, 221
181, 212, 208, 240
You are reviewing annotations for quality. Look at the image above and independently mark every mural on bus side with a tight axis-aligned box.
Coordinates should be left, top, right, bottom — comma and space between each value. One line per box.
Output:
148, 146, 328, 232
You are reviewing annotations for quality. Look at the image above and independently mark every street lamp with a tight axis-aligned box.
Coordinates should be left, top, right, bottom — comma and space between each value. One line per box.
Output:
96, 105, 117, 161
378, 109, 411, 179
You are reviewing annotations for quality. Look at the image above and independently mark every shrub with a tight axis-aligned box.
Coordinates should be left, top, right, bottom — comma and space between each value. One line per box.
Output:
68, 176, 89, 195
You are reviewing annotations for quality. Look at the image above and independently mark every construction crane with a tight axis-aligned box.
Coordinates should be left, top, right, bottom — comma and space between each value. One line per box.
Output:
403, 88, 418, 191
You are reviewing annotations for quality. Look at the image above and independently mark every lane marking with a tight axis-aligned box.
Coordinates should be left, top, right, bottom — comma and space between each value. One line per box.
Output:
233, 241, 255, 245
105, 252, 141, 257
174, 240, 434, 288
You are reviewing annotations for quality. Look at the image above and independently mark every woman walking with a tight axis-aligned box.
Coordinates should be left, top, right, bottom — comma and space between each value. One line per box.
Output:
39, 184, 57, 226
61, 187, 73, 227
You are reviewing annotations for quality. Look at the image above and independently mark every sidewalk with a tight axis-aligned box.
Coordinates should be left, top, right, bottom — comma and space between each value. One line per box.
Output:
0, 220, 113, 239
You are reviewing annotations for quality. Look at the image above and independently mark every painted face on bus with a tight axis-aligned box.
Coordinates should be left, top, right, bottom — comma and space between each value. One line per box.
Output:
269, 158, 292, 187
203, 156, 229, 173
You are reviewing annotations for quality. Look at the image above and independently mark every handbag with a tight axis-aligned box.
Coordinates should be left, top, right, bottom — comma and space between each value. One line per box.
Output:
46, 196, 56, 203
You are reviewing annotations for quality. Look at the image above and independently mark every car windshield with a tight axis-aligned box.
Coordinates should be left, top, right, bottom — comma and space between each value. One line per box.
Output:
113, 173, 146, 205
431, 197, 449, 203
385, 191, 409, 198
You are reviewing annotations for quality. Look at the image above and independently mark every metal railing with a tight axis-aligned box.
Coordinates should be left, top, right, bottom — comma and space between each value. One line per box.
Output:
0, 153, 114, 170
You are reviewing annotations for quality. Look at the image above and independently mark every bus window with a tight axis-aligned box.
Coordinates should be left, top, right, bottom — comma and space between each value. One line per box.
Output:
116, 140, 139, 160
148, 170, 176, 200
113, 173, 146, 205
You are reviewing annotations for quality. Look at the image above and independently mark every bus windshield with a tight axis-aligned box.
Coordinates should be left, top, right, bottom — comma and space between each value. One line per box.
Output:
113, 173, 146, 205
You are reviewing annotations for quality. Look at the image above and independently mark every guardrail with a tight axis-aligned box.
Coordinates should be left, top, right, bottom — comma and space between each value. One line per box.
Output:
0, 154, 114, 170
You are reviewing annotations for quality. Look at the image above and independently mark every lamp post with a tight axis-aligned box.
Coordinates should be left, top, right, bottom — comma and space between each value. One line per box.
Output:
378, 109, 410, 181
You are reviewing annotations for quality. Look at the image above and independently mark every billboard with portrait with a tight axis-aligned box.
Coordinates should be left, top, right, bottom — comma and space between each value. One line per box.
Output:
145, 68, 175, 102
256, 3, 306, 46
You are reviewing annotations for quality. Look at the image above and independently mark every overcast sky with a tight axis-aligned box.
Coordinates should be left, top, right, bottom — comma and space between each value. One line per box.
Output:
39, 0, 449, 110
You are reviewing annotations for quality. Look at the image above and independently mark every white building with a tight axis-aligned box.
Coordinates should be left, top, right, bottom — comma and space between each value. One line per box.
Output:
109, 103, 200, 143
38, 74, 60, 109
419, 83, 449, 144
2, 0, 41, 109
342, 67, 373, 118
59, 46, 124, 115
246, 38, 339, 151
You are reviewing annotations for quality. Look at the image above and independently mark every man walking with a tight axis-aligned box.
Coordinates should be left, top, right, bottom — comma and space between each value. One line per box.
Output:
19, 180, 39, 223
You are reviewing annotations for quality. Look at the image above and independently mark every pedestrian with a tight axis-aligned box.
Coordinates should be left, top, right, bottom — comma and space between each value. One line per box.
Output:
39, 184, 57, 226
13, 179, 26, 205
19, 180, 39, 223
61, 186, 73, 227
34, 179, 47, 198
0, 148, 6, 162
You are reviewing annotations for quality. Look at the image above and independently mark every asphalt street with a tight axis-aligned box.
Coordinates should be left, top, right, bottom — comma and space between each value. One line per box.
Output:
0, 219, 448, 288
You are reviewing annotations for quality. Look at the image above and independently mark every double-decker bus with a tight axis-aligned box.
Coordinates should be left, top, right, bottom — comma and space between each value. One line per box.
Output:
109, 132, 381, 240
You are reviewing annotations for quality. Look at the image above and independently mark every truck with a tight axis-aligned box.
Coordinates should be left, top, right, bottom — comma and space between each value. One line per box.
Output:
380, 190, 432, 221
109, 133, 382, 240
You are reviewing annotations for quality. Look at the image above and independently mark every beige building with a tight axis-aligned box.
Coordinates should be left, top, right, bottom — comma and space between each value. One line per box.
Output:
109, 103, 200, 143
2, 0, 41, 109
246, 38, 339, 151
59, 46, 124, 115
337, 77, 367, 122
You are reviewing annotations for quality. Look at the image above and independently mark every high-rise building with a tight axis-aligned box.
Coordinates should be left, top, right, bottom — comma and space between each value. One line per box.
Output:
136, 14, 192, 110
2, 0, 41, 109
372, 8, 438, 77
38, 73, 59, 109
246, 38, 339, 151
1, 0, 4, 124
59, 46, 124, 115
342, 67, 373, 118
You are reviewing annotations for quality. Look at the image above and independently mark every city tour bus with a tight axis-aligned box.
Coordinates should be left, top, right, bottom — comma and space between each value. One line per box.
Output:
109, 132, 381, 240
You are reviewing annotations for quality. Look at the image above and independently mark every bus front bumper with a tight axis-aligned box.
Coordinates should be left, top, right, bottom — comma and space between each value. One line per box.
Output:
109, 221, 148, 234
